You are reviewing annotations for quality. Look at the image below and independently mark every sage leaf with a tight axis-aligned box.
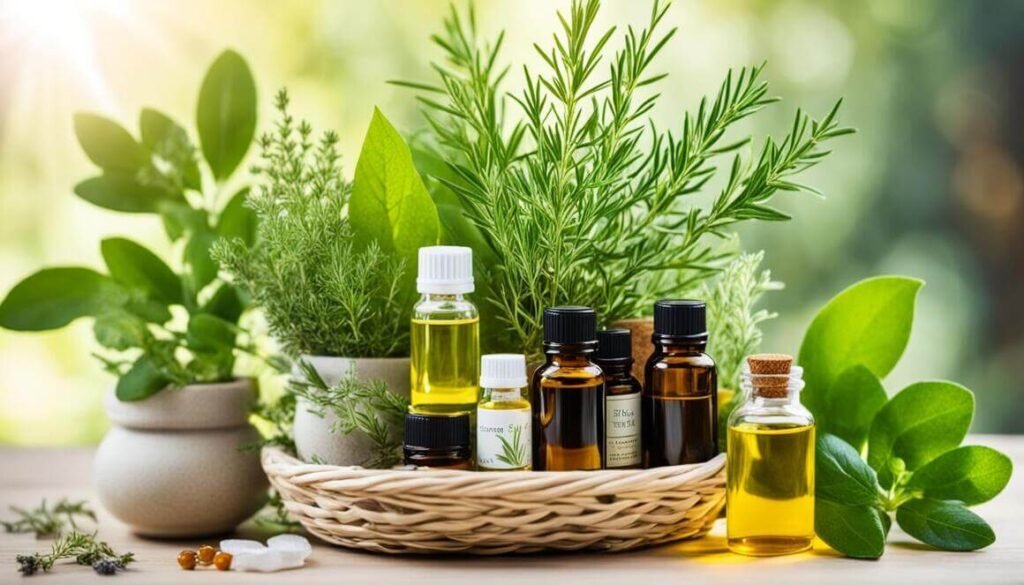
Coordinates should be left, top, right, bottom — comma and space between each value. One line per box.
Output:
817, 365, 888, 451
216, 187, 256, 246
186, 314, 236, 353
816, 433, 881, 506
896, 498, 995, 551
196, 50, 257, 180
815, 498, 886, 559
139, 108, 201, 190
101, 238, 181, 305
73, 113, 149, 172
798, 276, 922, 418
93, 311, 149, 351
0, 268, 116, 331
868, 381, 974, 485
116, 355, 170, 401
202, 283, 244, 324
907, 446, 1012, 505
184, 228, 220, 293
350, 108, 440, 299
74, 173, 182, 214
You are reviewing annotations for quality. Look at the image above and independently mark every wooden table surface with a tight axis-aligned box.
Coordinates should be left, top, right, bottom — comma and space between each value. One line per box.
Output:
1, 435, 1020, 584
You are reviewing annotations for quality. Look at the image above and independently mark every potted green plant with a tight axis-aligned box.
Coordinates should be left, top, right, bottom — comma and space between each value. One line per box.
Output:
0, 50, 269, 537
214, 93, 438, 466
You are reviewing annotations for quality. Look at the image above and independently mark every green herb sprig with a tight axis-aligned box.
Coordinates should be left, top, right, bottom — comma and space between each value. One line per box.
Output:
397, 0, 851, 356
289, 360, 408, 468
799, 277, 1013, 558
2, 499, 96, 538
15, 531, 134, 576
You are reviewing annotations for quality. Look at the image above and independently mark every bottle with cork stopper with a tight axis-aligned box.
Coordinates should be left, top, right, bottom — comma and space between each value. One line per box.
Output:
727, 353, 815, 556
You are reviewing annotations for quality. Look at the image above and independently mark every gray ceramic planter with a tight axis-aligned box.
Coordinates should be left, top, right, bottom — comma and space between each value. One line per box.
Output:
94, 378, 268, 537
292, 356, 410, 466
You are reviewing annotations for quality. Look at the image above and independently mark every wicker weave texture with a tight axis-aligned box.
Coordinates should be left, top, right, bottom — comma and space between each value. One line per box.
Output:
262, 447, 726, 555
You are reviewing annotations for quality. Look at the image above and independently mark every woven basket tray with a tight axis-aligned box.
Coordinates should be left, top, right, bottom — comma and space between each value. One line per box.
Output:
262, 447, 726, 555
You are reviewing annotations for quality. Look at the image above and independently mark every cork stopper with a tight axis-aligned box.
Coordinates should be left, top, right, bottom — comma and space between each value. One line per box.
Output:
747, 353, 793, 398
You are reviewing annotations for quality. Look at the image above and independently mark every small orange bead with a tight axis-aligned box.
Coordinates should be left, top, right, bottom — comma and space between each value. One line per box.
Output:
177, 550, 197, 570
213, 551, 233, 571
197, 545, 217, 566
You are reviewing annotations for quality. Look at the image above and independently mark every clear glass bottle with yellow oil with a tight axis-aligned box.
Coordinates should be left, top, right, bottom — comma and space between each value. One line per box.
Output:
727, 353, 815, 556
410, 246, 480, 414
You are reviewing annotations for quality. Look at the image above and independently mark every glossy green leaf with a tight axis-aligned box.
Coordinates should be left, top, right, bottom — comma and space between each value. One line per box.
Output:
73, 113, 149, 172
101, 238, 181, 305
817, 365, 889, 451
196, 50, 257, 180
158, 201, 209, 242
216, 187, 256, 246
93, 311, 149, 351
202, 283, 244, 324
74, 173, 181, 214
350, 108, 440, 298
799, 277, 923, 416
896, 498, 995, 551
186, 313, 236, 352
139, 108, 201, 190
816, 433, 881, 506
815, 499, 886, 559
115, 355, 170, 401
184, 228, 219, 293
907, 446, 1012, 505
868, 381, 974, 484
0, 268, 116, 331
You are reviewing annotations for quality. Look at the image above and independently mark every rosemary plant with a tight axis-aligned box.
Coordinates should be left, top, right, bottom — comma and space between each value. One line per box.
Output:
214, 90, 407, 358
15, 531, 134, 576
398, 0, 852, 355
2, 499, 96, 538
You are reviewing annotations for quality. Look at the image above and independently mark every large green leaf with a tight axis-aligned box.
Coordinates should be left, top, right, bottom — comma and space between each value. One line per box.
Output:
816, 433, 881, 506
350, 108, 440, 298
186, 313, 236, 353
93, 311, 149, 351
140, 108, 201, 190
216, 187, 256, 246
815, 499, 886, 560
896, 498, 995, 551
0, 268, 116, 331
907, 446, 1012, 505
101, 238, 181, 305
116, 355, 169, 401
799, 277, 923, 416
74, 173, 181, 213
184, 228, 220, 293
202, 283, 245, 324
73, 113, 149, 172
868, 381, 974, 484
196, 50, 257, 180
817, 365, 889, 451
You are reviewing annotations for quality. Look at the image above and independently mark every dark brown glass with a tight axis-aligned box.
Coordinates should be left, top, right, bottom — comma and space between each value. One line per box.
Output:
643, 338, 718, 467
532, 345, 605, 471
404, 446, 473, 469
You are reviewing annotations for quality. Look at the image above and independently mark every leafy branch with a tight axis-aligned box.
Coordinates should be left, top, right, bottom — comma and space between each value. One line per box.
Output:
2, 499, 96, 538
15, 532, 134, 576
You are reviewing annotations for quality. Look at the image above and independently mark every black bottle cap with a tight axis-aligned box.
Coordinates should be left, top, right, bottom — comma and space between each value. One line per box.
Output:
404, 412, 470, 449
595, 328, 633, 364
653, 299, 707, 341
543, 306, 597, 345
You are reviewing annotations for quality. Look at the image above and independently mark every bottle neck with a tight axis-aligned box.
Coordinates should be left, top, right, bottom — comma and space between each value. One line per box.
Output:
420, 292, 468, 302
594, 359, 632, 377
652, 337, 706, 355
544, 342, 596, 365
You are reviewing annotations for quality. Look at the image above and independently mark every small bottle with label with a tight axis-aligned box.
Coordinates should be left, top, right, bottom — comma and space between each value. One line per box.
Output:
403, 412, 473, 470
595, 329, 642, 469
476, 354, 532, 471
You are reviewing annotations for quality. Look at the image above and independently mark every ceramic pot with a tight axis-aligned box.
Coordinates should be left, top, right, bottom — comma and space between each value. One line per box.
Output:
292, 356, 410, 466
94, 378, 267, 537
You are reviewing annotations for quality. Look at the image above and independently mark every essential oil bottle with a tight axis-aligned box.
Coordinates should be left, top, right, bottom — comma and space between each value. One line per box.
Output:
594, 329, 642, 469
642, 299, 718, 467
532, 306, 605, 471
477, 354, 532, 471
403, 412, 473, 470
410, 246, 480, 414
727, 354, 815, 556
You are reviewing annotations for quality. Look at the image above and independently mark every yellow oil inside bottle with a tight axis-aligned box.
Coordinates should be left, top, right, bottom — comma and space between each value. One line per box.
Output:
410, 317, 480, 414
727, 422, 815, 556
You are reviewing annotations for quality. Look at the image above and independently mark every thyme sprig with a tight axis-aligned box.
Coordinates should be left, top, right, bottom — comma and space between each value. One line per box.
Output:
15, 531, 134, 576
397, 0, 852, 356
2, 499, 96, 538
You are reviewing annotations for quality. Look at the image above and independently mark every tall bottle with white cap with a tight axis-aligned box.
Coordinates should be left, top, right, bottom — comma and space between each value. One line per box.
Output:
411, 246, 480, 414
477, 354, 532, 471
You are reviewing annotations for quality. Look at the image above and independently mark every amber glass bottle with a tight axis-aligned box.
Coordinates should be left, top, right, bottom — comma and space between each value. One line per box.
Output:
532, 306, 605, 471
594, 329, 642, 469
403, 412, 473, 470
642, 300, 718, 467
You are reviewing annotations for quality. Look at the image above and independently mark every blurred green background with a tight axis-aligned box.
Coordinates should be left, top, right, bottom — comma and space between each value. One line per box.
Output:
1, 0, 1022, 444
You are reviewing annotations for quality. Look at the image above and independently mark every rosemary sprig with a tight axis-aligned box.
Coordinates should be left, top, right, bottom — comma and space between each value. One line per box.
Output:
15, 531, 134, 576
290, 360, 408, 468
397, 0, 852, 356
2, 499, 96, 538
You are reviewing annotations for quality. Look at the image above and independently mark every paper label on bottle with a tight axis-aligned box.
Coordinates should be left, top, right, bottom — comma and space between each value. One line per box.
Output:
477, 407, 532, 470
606, 393, 641, 468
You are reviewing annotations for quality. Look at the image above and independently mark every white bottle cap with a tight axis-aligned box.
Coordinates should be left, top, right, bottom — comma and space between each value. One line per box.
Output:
417, 246, 474, 294
480, 354, 527, 389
